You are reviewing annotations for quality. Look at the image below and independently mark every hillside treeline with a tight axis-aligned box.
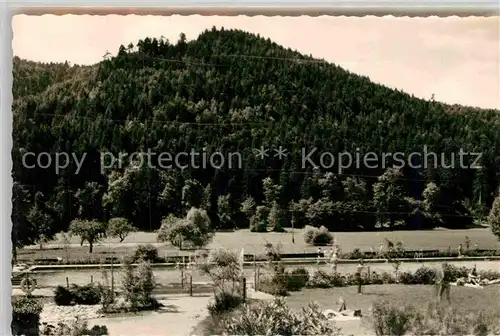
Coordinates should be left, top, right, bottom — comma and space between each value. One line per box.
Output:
12, 28, 500, 248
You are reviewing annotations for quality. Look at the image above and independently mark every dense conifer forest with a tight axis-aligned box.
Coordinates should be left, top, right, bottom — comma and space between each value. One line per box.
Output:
12, 28, 500, 249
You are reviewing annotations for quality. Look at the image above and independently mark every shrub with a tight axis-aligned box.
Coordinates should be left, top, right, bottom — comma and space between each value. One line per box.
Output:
306, 269, 346, 288
72, 284, 101, 305
12, 297, 43, 336
122, 259, 157, 309
133, 244, 159, 263
41, 317, 109, 336
446, 264, 469, 281
259, 273, 289, 296
286, 267, 309, 291
207, 291, 244, 316
349, 248, 364, 259
478, 269, 500, 280
97, 270, 115, 311
370, 301, 418, 336
303, 225, 334, 246
370, 300, 500, 336
216, 298, 341, 335
54, 285, 74, 306
411, 266, 437, 284
398, 271, 414, 285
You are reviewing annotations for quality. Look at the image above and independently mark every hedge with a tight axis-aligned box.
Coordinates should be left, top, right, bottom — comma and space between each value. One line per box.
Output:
12, 297, 43, 336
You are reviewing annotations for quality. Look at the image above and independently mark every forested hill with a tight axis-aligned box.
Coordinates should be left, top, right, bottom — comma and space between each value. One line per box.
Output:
12, 27, 500, 243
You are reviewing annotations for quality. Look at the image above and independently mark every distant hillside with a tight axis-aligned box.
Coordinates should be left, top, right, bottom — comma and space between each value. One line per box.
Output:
11, 28, 500, 240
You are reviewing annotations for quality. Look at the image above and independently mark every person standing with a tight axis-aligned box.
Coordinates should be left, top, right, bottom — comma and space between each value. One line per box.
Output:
436, 262, 451, 303
331, 245, 339, 273
458, 244, 463, 258
317, 247, 322, 264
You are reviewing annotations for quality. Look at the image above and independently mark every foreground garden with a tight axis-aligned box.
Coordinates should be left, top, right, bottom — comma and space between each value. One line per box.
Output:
14, 241, 500, 336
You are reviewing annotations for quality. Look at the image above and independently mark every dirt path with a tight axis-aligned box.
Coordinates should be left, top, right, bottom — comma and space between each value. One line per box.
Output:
89, 295, 212, 336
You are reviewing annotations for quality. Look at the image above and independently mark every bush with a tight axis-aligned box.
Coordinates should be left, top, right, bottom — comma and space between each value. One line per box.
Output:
41, 317, 109, 336
54, 284, 101, 306
398, 272, 414, 285
12, 297, 43, 336
306, 269, 346, 288
207, 291, 244, 316
370, 301, 418, 336
72, 284, 101, 305
259, 273, 289, 296
133, 244, 159, 263
54, 285, 74, 306
370, 300, 500, 336
286, 267, 309, 291
349, 248, 364, 259
478, 269, 500, 280
122, 259, 157, 309
411, 266, 437, 284
214, 298, 341, 335
303, 225, 333, 246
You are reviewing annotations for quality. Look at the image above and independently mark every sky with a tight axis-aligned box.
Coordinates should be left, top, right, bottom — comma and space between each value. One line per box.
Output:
11, 15, 500, 110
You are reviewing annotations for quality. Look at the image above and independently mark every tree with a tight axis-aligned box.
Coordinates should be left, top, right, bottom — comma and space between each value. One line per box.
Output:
201, 183, 212, 211
157, 208, 214, 249
182, 179, 204, 209
250, 205, 269, 232
196, 248, 241, 294
217, 194, 234, 229
122, 259, 156, 308
69, 219, 107, 253
263, 177, 281, 207
26, 204, 53, 250
75, 181, 105, 221
488, 196, 500, 240
12, 183, 38, 263
268, 202, 285, 232
241, 196, 256, 221
106, 217, 137, 242
372, 168, 407, 230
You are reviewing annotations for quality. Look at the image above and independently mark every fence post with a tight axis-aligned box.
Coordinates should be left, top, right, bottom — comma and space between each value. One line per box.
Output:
111, 257, 114, 300
242, 277, 246, 302
189, 275, 193, 297
66, 277, 69, 288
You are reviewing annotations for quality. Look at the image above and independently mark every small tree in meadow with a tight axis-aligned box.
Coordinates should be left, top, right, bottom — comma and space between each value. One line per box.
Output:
69, 219, 107, 253
303, 225, 334, 246
157, 208, 213, 250
106, 217, 136, 242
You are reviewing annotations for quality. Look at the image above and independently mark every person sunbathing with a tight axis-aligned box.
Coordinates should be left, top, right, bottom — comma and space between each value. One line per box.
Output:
467, 266, 482, 286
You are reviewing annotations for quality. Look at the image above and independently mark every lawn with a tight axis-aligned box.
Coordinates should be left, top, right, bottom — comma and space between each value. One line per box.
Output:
18, 227, 500, 264
284, 284, 500, 335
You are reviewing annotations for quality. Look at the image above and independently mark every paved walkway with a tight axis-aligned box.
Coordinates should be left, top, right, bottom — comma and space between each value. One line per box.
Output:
89, 295, 212, 336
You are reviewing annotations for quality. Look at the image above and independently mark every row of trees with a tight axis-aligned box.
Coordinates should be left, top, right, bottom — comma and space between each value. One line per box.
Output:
12, 28, 500, 251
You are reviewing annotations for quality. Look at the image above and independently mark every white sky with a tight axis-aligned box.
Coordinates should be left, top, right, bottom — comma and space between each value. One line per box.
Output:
11, 15, 500, 109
